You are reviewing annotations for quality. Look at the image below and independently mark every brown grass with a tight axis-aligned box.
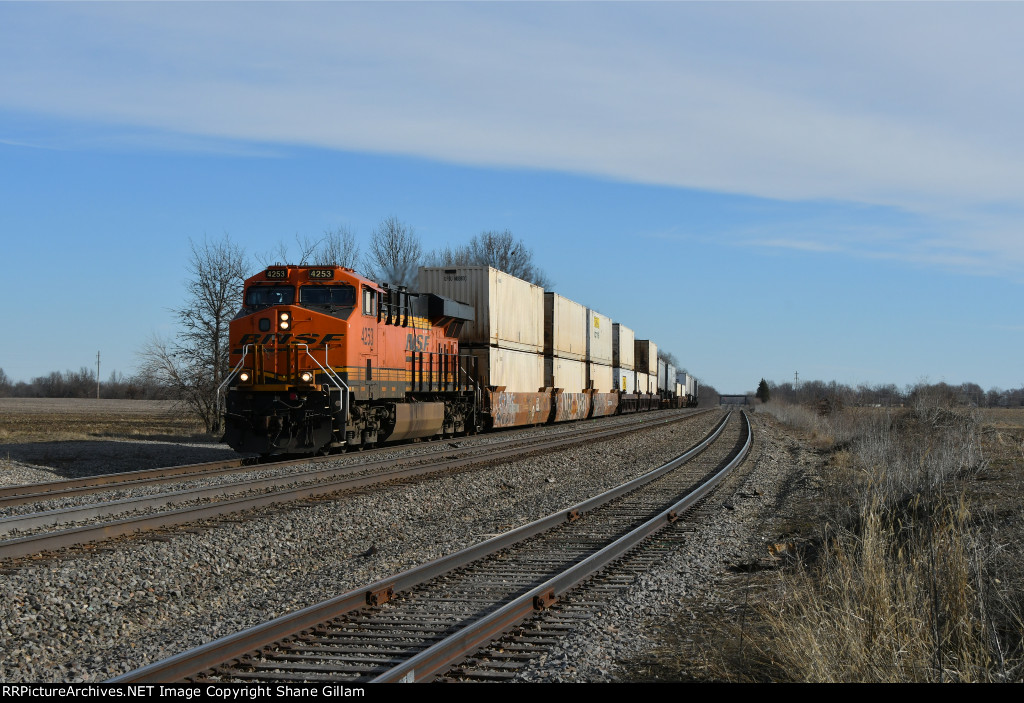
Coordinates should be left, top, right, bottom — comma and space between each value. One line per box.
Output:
719, 402, 1024, 682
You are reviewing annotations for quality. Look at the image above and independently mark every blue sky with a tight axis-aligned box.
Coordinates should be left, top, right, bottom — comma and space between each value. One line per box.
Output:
1, 2, 1021, 394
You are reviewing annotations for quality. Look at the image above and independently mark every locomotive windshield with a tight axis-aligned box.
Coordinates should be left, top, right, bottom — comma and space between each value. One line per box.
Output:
300, 284, 356, 307
245, 285, 295, 307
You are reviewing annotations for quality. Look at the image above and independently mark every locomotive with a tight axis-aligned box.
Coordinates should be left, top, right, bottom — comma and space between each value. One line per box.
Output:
223, 265, 478, 454
222, 264, 697, 456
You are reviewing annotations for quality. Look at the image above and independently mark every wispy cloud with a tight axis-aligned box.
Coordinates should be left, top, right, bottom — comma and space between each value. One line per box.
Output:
2, 3, 1023, 276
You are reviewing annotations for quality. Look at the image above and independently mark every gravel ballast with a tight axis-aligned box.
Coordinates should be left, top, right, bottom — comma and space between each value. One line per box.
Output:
1, 410, 731, 682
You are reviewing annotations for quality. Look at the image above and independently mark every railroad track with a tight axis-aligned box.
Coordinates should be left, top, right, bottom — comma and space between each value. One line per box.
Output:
0, 409, 699, 508
0, 409, 711, 561
111, 410, 750, 684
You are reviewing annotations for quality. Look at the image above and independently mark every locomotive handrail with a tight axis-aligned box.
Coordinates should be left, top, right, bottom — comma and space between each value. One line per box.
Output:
298, 343, 350, 430
215, 343, 254, 426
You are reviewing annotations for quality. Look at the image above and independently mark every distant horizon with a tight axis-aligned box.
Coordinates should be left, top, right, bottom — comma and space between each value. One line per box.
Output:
2, 3, 1021, 393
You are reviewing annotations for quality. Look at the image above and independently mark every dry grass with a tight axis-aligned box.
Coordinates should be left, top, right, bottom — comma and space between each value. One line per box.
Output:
0, 398, 210, 443
728, 401, 1024, 682
755, 495, 1020, 682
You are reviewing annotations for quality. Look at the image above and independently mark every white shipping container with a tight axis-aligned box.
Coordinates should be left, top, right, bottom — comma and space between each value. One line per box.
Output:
667, 364, 676, 393
588, 362, 614, 393
585, 309, 613, 366
612, 323, 635, 370
635, 372, 651, 394
634, 340, 658, 374
467, 346, 544, 392
612, 367, 635, 393
657, 359, 668, 392
418, 266, 544, 353
544, 293, 587, 360
545, 356, 588, 393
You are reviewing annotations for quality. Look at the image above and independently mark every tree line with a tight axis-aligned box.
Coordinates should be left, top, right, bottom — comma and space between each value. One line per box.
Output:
755, 378, 1024, 409
0, 367, 169, 400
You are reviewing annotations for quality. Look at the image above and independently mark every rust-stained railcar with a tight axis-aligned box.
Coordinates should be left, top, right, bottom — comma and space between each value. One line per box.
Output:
222, 264, 697, 455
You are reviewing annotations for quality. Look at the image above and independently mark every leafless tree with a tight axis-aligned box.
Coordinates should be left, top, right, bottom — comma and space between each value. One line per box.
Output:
658, 350, 681, 368
426, 229, 552, 287
138, 235, 248, 433
256, 233, 321, 268
314, 225, 361, 269
363, 216, 422, 287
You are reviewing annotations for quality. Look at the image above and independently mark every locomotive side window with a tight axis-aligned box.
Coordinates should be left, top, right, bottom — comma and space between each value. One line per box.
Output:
300, 284, 356, 307
245, 285, 295, 307
362, 287, 377, 316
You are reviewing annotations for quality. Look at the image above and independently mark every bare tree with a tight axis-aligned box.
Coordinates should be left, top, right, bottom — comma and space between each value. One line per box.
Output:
138, 235, 248, 433
363, 216, 422, 287
427, 229, 552, 287
256, 233, 321, 268
658, 350, 681, 367
315, 225, 361, 269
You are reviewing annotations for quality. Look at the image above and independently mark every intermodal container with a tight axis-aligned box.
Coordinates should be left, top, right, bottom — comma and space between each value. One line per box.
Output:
635, 372, 651, 394
545, 356, 587, 393
588, 362, 614, 393
634, 340, 658, 375
544, 293, 587, 360
613, 367, 635, 393
467, 345, 544, 392
418, 266, 544, 353
612, 323, 635, 370
586, 309, 613, 366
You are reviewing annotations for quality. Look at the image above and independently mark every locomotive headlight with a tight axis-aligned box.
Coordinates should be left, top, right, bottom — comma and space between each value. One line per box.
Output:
279, 320, 290, 330
300, 372, 313, 383
278, 311, 291, 330
239, 372, 250, 382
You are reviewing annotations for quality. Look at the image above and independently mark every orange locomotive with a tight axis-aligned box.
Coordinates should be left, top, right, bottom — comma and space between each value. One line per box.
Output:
223, 265, 477, 455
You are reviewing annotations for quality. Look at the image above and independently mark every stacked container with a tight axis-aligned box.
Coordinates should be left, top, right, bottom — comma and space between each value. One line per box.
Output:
544, 292, 590, 421
419, 266, 548, 427
634, 340, 658, 376
612, 323, 635, 393
544, 293, 587, 392
586, 308, 617, 416
585, 308, 613, 391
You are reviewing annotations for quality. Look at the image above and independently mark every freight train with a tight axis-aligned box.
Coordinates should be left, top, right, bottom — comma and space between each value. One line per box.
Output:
222, 264, 698, 455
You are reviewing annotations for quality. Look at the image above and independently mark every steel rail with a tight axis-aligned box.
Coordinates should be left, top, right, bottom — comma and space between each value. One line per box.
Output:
108, 412, 734, 683
0, 408, 704, 508
374, 411, 752, 683
0, 410, 715, 561
0, 457, 255, 503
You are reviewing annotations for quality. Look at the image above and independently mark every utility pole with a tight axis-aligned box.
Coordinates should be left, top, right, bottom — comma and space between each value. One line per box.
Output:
96, 351, 100, 399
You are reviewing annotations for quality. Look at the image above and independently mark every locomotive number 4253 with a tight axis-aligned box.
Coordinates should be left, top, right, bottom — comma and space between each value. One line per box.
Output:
361, 327, 374, 346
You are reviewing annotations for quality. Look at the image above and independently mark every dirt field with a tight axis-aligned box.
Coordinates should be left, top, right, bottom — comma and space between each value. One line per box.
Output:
0, 398, 231, 482
0, 398, 208, 444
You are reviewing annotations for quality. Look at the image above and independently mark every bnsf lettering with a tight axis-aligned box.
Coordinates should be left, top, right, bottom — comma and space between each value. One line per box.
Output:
405, 333, 430, 352
236, 333, 345, 347
443, 274, 467, 281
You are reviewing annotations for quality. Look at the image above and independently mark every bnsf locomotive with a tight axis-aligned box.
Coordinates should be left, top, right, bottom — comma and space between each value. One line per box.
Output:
224, 265, 478, 454
223, 264, 697, 456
